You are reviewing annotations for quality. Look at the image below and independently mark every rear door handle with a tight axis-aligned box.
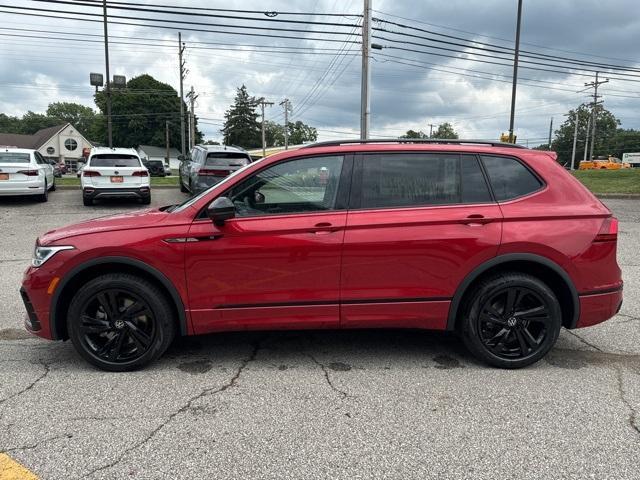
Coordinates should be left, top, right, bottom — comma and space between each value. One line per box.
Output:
462, 214, 493, 226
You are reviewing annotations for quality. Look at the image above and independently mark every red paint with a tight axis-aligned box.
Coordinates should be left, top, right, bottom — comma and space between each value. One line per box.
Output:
21, 143, 622, 341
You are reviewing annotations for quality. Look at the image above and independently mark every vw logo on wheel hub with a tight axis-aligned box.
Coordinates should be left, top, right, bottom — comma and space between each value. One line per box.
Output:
507, 317, 518, 327
114, 319, 125, 329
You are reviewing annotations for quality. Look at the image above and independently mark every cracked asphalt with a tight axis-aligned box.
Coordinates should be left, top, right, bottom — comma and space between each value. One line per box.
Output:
0, 190, 639, 479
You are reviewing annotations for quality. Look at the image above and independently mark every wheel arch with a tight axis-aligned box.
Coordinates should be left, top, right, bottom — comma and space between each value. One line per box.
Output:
447, 253, 580, 331
50, 256, 188, 340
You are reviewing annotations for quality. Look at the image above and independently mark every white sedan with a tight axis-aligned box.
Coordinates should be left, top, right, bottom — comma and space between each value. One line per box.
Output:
0, 148, 55, 202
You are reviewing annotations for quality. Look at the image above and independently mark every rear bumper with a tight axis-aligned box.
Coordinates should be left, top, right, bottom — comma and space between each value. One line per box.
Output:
83, 186, 150, 200
0, 182, 45, 196
575, 286, 623, 328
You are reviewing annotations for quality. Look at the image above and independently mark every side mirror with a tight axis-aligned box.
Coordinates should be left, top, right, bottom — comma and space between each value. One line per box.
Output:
254, 191, 265, 204
207, 197, 235, 226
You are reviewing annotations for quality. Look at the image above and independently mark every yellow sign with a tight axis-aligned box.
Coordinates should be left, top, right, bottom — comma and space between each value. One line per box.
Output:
500, 133, 517, 143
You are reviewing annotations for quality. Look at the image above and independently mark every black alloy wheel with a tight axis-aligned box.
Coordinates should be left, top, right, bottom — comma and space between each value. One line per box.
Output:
78, 289, 156, 363
68, 274, 175, 371
461, 272, 562, 369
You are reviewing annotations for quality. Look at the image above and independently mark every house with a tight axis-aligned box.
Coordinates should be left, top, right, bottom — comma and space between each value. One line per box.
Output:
0, 123, 93, 171
137, 145, 181, 170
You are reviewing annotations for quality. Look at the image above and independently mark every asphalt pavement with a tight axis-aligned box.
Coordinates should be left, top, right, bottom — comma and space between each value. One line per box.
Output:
0, 190, 638, 479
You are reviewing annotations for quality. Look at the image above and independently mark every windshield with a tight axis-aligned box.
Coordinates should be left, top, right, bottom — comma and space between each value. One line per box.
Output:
170, 160, 256, 213
89, 154, 141, 167
0, 152, 31, 163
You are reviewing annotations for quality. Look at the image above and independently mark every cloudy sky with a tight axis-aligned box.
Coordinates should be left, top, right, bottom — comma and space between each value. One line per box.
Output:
1, 0, 639, 146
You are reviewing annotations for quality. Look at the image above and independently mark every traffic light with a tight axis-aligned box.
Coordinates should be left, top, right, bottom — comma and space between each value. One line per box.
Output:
500, 133, 517, 143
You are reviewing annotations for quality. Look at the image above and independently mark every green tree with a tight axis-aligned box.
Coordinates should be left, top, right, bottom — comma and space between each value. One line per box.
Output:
46, 102, 99, 139
264, 120, 286, 147
287, 120, 318, 145
94, 74, 202, 147
551, 105, 620, 165
401, 129, 427, 139
0, 113, 21, 134
221, 85, 261, 148
17, 111, 61, 134
431, 122, 458, 139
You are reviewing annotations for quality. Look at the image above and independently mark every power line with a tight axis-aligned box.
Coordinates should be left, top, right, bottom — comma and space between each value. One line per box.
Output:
0, 8, 360, 45
34, 0, 361, 27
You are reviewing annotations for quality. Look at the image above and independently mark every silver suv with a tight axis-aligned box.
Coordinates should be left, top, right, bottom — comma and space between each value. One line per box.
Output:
179, 144, 252, 195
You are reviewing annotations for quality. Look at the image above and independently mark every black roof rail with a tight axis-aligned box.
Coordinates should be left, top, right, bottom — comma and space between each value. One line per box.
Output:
300, 138, 527, 149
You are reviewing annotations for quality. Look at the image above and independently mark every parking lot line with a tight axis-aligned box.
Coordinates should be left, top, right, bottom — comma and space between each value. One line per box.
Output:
0, 454, 38, 480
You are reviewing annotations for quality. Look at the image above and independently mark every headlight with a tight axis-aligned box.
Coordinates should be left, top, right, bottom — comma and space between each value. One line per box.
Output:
32, 245, 75, 267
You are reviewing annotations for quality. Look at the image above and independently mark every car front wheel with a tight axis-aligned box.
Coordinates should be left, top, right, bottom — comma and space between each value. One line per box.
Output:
460, 272, 562, 369
67, 273, 176, 371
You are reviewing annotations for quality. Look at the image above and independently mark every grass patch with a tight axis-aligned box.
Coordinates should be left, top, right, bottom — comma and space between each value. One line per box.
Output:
572, 169, 640, 194
57, 176, 179, 186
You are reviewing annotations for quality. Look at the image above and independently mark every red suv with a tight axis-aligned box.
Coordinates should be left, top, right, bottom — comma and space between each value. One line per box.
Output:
21, 140, 622, 371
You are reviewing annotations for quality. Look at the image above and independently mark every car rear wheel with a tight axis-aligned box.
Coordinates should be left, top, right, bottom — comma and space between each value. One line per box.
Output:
38, 181, 48, 202
67, 274, 176, 371
50, 179, 56, 191
460, 272, 562, 369
141, 196, 151, 205
179, 174, 188, 193
83, 197, 93, 206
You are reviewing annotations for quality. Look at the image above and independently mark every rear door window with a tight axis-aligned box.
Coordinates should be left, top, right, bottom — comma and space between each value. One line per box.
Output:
89, 154, 141, 167
481, 155, 542, 201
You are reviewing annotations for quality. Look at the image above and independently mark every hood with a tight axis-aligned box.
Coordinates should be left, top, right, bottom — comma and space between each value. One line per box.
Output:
39, 208, 169, 244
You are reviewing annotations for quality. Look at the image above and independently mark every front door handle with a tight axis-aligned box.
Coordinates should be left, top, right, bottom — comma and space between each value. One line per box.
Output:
310, 222, 336, 235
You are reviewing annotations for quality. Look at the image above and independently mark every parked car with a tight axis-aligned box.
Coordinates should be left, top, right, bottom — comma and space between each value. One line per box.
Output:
179, 144, 251, 195
80, 147, 150, 206
21, 139, 622, 371
46, 158, 63, 178
0, 147, 55, 202
142, 159, 170, 177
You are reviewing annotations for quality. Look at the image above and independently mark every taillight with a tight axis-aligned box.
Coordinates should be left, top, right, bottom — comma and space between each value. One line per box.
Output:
595, 217, 618, 242
17, 170, 39, 176
199, 168, 229, 176
132, 170, 149, 177
83, 170, 101, 177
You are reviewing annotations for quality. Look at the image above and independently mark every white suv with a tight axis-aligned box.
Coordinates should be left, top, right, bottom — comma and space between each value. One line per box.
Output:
81, 147, 150, 206
0, 147, 55, 202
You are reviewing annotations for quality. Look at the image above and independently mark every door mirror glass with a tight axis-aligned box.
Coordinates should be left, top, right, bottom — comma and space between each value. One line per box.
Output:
254, 191, 265, 204
207, 196, 235, 226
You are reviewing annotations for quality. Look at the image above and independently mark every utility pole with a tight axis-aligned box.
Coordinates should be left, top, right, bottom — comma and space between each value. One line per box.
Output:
280, 98, 292, 149
547, 117, 553, 149
585, 71, 608, 161
583, 114, 591, 163
165, 121, 170, 166
256, 98, 274, 158
102, 0, 112, 147
570, 110, 579, 170
178, 32, 186, 157
360, 0, 372, 140
187, 86, 198, 149
508, 0, 523, 143
428, 123, 434, 138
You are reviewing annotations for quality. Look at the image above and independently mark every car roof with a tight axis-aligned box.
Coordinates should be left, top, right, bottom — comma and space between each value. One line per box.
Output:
0, 147, 35, 154
89, 147, 139, 156
195, 144, 248, 154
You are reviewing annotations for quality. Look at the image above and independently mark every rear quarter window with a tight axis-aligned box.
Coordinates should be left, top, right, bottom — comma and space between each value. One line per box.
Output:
481, 155, 542, 201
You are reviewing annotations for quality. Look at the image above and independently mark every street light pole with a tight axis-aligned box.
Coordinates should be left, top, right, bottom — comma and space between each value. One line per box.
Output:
507, 0, 523, 143
570, 110, 579, 170
360, 0, 372, 140
102, 0, 112, 147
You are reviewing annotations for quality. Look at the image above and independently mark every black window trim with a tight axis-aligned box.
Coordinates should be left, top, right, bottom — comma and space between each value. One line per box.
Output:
479, 153, 547, 203
195, 153, 354, 221
349, 151, 496, 212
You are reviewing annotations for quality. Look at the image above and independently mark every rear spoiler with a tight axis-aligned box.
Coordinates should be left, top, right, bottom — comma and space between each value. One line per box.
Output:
542, 151, 558, 162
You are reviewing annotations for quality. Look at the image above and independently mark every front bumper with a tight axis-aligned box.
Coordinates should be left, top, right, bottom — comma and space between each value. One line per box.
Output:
83, 186, 150, 200
575, 287, 623, 328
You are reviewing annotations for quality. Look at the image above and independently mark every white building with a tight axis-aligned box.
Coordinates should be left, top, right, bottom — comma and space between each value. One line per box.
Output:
137, 145, 181, 170
0, 123, 93, 171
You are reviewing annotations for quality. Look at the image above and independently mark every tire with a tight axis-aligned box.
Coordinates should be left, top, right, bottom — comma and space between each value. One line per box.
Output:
460, 272, 562, 369
83, 197, 93, 206
179, 175, 188, 193
67, 273, 176, 372
141, 196, 151, 205
50, 179, 56, 192
38, 181, 48, 202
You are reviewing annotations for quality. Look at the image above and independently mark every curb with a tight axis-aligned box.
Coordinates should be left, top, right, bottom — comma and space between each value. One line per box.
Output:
595, 194, 640, 199
56, 185, 179, 190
